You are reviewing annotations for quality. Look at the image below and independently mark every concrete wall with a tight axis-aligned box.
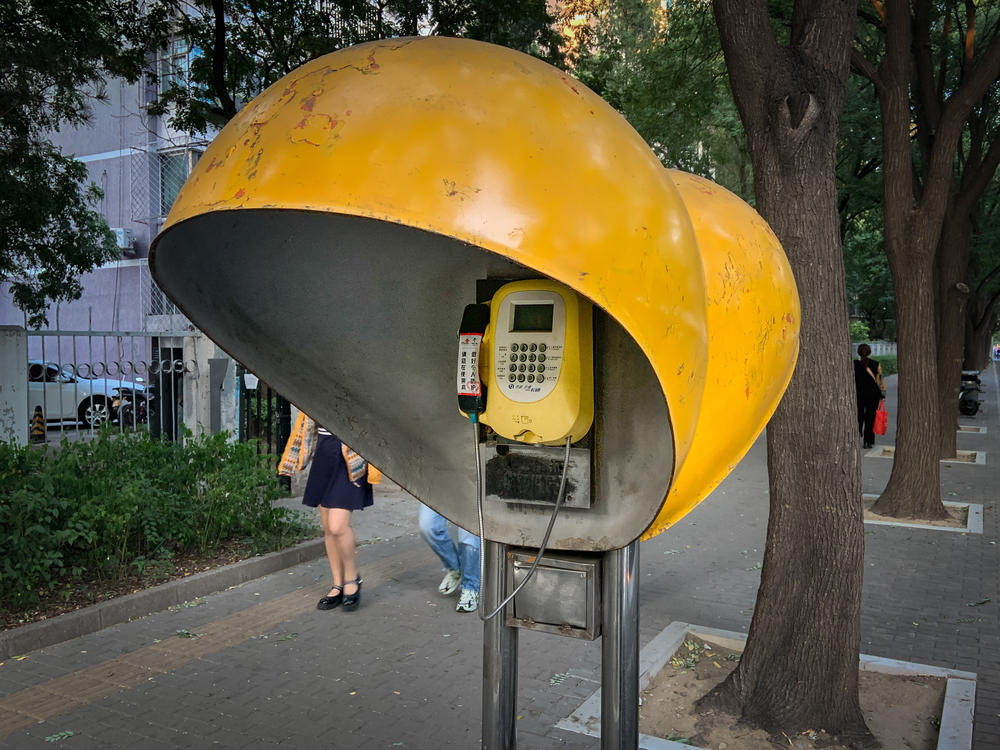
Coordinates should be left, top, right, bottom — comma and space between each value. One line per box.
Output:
0, 327, 28, 444
181, 332, 238, 440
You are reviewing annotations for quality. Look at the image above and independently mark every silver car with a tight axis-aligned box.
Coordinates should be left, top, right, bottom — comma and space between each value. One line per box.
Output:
27, 360, 146, 428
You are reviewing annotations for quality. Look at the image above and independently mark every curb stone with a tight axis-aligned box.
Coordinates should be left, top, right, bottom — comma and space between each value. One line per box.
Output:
557, 622, 976, 750
0, 537, 326, 661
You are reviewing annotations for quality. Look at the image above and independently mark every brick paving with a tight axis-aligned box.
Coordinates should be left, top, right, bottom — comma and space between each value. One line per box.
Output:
0, 364, 997, 748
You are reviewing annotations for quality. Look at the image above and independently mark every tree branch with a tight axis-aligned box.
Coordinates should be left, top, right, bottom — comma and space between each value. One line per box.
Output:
210, 0, 237, 120
850, 46, 883, 95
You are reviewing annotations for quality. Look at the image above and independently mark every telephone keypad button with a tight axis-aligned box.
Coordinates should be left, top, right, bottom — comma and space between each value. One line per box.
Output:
537, 354, 546, 362
527, 364, 535, 373
517, 374, 525, 382
508, 374, 516, 383
529, 343, 537, 352
528, 353, 536, 362
518, 364, 526, 372
539, 344, 547, 352
537, 364, 545, 373
527, 374, 535, 383
510, 343, 519, 352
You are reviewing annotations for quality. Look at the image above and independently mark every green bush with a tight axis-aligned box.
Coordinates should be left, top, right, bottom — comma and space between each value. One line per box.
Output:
0, 428, 311, 612
875, 354, 898, 376
849, 320, 870, 341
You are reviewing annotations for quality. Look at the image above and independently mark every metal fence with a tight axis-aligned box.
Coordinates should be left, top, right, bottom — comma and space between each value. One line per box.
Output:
237, 365, 292, 474
26, 328, 195, 443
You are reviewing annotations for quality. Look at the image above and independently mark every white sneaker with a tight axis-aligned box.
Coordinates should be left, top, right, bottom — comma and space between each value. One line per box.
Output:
456, 589, 479, 613
438, 569, 461, 596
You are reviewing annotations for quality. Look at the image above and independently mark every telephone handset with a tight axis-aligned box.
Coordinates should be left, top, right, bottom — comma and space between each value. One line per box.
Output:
457, 279, 594, 445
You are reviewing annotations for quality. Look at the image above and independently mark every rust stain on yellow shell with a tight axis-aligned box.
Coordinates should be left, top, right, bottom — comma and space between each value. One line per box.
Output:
161, 37, 798, 541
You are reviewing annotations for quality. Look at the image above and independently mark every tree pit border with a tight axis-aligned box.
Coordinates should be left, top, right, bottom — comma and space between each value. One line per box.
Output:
861, 494, 984, 534
865, 446, 986, 465
556, 621, 976, 750
957, 425, 986, 434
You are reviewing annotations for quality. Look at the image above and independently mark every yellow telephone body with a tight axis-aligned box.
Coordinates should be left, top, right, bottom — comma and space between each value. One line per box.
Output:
478, 280, 594, 445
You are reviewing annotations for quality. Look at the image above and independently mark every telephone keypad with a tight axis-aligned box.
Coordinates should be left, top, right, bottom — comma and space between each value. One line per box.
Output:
499, 340, 560, 385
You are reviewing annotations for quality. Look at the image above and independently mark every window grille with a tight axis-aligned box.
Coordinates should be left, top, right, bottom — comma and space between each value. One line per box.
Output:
158, 38, 191, 95
158, 148, 202, 217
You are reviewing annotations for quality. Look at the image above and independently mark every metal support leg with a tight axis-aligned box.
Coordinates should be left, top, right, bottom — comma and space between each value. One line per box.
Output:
601, 540, 640, 750
482, 540, 518, 750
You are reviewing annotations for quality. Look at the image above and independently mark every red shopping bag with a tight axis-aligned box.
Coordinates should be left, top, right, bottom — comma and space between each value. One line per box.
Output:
873, 400, 888, 435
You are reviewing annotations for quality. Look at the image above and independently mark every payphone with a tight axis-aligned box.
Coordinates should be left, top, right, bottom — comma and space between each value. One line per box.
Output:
147, 35, 800, 750
458, 278, 598, 624
460, 279, 594, 445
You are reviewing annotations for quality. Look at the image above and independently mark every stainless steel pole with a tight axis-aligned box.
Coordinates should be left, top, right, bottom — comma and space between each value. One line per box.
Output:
601, 540, 640, 750
482, 540, 517, 750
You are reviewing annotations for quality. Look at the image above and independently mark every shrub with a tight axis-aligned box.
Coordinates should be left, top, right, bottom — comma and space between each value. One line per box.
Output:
850, 320, 870, 342
0, 429, 311, 612
875, 354, 897, 376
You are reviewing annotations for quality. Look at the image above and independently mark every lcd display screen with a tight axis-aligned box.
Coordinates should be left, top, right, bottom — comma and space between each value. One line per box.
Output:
512, 303, 554, 332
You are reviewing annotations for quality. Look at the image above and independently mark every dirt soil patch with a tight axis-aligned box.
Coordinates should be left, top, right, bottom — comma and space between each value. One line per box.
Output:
863, 498, 968, 528
639, 637, 945, 750
1, 538, 292, 631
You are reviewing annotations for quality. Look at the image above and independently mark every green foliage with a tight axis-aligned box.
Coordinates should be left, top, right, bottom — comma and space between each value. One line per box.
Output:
875, 355, 898, 377
849, 320, 870, 342
153, 0, 561, 135
0, 1, 169, 326
0, 429, 311, 612
844, 213, 896, 340
571, 0, 751, 199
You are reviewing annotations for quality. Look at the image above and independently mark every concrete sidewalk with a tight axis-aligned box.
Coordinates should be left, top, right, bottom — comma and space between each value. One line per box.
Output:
0, 366, 997, 748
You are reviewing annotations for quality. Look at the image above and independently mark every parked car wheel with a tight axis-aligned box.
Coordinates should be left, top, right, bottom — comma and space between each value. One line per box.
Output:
79, 397, 111, 428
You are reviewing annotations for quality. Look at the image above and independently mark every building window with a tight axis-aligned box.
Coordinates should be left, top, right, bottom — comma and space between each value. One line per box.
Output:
159, 149, 201, 217
158, 38, 191, 95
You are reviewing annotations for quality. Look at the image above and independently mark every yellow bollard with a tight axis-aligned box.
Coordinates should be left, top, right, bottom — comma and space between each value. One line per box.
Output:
30, 406, 45, 444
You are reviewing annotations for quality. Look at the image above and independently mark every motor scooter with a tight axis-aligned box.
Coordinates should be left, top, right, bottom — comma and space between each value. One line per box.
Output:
959, 371, 982, 416
113, 384, 154, 430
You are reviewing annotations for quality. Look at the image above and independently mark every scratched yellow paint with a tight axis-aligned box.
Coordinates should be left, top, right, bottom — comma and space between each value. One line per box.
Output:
159, 37, 798, 540
640, 171, 799, 539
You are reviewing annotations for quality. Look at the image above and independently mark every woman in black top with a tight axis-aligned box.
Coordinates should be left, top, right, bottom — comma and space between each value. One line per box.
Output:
853, 344, 884, 449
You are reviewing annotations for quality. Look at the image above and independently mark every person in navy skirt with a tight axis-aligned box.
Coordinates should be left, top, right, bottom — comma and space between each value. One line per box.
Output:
303, 426, 374, 611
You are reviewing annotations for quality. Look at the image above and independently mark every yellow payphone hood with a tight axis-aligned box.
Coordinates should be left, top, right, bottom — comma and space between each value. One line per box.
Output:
151, 36, 798, 548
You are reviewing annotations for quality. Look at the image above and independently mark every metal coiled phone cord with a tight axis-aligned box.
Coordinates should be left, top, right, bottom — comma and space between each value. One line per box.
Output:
471, 414, 572, 622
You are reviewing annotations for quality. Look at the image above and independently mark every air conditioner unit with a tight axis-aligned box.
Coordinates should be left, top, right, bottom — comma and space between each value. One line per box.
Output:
111, 227, 135, 250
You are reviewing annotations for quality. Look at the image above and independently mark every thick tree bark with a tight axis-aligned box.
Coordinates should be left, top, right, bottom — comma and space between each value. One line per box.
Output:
934, 213, 971, 459
871, 243, 950, 518
699, 2, 873, 745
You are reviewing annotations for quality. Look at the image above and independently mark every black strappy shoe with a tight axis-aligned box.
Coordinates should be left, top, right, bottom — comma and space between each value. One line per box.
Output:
342, 576, 363, 611
317, 584, 343, 610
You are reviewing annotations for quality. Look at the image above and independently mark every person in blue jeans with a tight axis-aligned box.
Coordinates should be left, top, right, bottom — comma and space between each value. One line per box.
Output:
418, 503, 480, 612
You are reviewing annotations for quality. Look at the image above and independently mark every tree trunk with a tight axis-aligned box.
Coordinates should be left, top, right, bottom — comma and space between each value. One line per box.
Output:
871, 243, 949, 518
700, 2, 873, 745
934, 212, 972, 459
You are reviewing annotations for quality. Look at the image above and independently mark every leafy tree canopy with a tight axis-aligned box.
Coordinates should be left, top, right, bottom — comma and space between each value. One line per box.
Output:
569, 0, 751, 199
0, 1, 169, 327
